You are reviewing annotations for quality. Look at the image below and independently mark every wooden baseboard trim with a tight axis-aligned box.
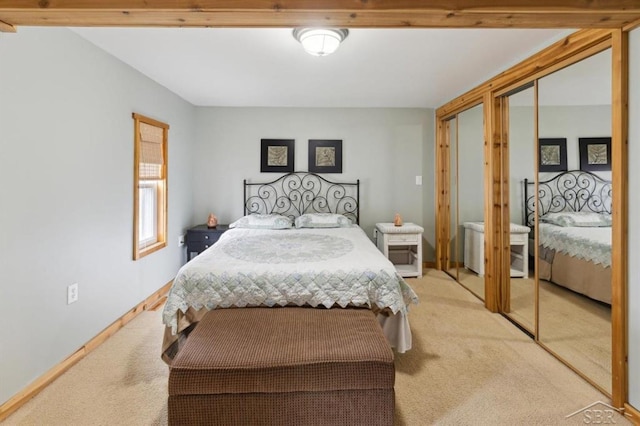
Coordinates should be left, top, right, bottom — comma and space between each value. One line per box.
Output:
423, 261, 436, 269
0, 280, 173, 422
624, 403, 640, 424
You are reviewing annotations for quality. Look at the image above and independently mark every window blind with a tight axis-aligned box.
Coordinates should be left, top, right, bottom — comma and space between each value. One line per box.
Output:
139, 122, 164, 180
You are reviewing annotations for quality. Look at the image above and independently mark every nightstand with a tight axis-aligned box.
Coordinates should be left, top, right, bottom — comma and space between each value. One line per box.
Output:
462, 222, 530, 277
186, 224, 230, 260
375, 223, 424, 278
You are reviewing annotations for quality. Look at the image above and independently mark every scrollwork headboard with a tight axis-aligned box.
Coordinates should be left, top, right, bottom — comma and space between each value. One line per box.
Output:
523, 170, 612, 228
244, 172, 360, 225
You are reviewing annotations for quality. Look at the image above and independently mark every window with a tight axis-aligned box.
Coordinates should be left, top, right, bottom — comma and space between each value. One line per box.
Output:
133, 113, 168, 260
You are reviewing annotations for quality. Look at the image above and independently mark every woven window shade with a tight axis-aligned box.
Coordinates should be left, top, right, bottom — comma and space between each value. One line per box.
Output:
139, 122, 164, 180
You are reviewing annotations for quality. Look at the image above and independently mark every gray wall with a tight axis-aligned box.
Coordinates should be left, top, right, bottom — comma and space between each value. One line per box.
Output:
192, 107, 436, 258
628, 27, 640, 411
0, 28, 196, 405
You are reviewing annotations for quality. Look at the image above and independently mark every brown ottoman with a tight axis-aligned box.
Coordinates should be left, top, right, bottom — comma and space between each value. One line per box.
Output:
168, 307, 395, 426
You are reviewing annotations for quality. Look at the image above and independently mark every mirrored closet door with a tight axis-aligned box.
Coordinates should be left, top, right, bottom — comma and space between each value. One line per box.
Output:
455, 104, 485, 300
443, 105, 486, 300
502, 84, 536, 334
536, 48, 612, 394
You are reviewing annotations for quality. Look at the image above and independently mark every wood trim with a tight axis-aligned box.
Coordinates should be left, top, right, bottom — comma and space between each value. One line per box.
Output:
494, 39, 612, 98
132, 112, 170, 130
624, 403, 640, 424
0, 19, 16, 32
1, 1, 639, 29
611, 28, 628, 409
533, 79, 540, 340
452, 117, 460, 281
0, 281, 173, 423
483, 93, 499, 312
435, 117, 448, 270
498, 95, 510, 313
132, 116, 141, 260
437, 29, 614, 118
623, 17, 640, 32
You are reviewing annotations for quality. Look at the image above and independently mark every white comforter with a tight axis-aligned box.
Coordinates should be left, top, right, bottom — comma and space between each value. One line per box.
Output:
163, 225, 419, 352
539, 223, 611, 267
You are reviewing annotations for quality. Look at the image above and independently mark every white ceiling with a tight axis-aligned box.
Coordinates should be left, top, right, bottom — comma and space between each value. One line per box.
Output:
72, 27, 574, 109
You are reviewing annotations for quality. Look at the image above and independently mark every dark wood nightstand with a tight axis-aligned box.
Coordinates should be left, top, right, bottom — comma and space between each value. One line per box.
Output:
186, 224, 230, 260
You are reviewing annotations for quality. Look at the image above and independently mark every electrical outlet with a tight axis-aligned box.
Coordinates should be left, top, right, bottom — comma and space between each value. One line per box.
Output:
67, 283, 78, 305
415, 176, 422, 186
178, 234, 186, 247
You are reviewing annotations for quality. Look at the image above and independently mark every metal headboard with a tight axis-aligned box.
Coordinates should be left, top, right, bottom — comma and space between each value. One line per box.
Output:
523, 170, 612, 228
244, 172, 360, 225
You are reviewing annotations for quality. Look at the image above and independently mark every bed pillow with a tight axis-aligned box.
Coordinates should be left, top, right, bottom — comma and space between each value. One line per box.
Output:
295, 213, 352, 228
540, 211, 612, 227
229, 214, 293, 229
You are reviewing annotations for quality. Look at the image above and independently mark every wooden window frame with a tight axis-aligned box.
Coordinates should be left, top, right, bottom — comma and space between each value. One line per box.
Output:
133, 113, 169, 260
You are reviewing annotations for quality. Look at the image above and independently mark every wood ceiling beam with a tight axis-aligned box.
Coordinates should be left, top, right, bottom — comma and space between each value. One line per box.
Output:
0, 1, 640, 29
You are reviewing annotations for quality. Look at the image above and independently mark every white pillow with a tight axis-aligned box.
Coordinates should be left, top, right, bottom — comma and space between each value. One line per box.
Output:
229, 214, 292, 229
295, 213, 352, 228
540, 211, 611, 227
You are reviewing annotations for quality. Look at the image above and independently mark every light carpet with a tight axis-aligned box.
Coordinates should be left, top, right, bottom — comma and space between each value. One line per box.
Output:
3, 269, 629, 425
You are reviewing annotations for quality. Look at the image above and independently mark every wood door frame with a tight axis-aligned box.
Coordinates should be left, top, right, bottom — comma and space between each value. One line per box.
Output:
435, 28, 628, 406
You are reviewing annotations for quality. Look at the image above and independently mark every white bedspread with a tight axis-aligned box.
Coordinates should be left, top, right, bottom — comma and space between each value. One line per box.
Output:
539, 223, 611, 268
163, 225, 419, 352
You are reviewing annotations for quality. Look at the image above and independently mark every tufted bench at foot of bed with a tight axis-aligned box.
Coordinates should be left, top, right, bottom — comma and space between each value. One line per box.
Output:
168, 307, 395, 426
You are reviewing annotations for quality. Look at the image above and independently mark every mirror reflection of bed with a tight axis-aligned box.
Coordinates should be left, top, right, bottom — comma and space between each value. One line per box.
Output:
526, 170, 612, 392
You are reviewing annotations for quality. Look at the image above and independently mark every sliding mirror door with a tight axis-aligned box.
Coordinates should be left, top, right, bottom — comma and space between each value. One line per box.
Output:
537, 49, 612, 394
456, 104, 485, 300
503, 85, 536, 333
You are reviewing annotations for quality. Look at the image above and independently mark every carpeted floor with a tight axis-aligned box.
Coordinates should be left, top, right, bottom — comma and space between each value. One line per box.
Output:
3, 269, 629, 425
455, 267, 611, 394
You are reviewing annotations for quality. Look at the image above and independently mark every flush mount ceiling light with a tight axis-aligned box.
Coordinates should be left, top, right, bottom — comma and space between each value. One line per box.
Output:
292, 28, 349, 57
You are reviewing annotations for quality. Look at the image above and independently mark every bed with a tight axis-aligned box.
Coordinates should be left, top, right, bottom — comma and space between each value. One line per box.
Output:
524, 170, 612, 304
162, 172, 419, 363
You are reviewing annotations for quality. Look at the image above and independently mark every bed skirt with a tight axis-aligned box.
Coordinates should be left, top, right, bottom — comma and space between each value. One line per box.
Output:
162, 306, 412, 364
539, 246, 611, 304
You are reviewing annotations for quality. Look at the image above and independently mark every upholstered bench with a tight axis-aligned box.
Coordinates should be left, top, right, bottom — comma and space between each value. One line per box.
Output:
168, 307, 395, 426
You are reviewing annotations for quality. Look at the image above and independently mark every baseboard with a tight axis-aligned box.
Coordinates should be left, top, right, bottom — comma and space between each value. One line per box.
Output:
625, 403, 640, 424
0, 280, 173, 422
423, 261, 436, 269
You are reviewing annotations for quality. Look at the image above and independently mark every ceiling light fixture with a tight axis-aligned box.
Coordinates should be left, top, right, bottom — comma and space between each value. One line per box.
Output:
292, 28, 349, 57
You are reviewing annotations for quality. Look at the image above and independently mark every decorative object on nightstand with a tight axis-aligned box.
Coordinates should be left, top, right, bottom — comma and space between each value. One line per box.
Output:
186, 224, 230, 260
375, 222, 423, 278
393, 213, 403, 227
207, 213, 218, 228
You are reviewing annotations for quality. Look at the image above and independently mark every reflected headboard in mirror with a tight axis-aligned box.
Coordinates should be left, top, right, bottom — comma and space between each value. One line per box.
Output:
243, 172, 360, 225
523, 170, 612, 228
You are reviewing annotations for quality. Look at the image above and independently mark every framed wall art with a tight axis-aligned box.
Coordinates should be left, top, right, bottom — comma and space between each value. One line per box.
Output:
579, 137, 611, 172
260, 139, 295, 173
308, 139, 342, 173
538, 138, 567, 172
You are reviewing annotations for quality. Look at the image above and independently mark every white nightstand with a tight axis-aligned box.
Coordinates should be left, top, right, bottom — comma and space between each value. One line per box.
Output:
375, 223, 424, 278
462, 222, 530, 278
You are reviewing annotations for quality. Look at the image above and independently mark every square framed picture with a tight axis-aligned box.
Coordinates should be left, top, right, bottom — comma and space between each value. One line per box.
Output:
260, 139, 294, 173
308, 139, 342, 173
579, 137, 611, 172
538, 138, 567, 172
